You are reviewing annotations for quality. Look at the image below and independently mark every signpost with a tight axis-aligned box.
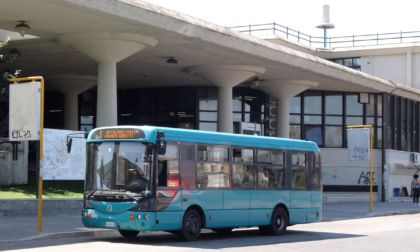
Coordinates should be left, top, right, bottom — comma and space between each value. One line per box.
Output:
347, 125, 373, 212
9, 76, 44, 232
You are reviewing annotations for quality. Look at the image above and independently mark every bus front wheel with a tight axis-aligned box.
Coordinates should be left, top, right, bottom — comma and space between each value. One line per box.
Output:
179, 209, 202, 241
261, 207, 288, 235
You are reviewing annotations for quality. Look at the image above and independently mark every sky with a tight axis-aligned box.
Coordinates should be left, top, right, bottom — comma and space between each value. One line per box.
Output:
144, 0, 420, 38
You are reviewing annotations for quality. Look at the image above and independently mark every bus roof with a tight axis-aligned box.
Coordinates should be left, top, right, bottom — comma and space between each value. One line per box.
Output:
87, 125, 320, 152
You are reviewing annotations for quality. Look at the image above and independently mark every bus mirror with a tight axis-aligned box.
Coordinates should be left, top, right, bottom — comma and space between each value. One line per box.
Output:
158, 140, 167, 155
66, 132, 87, 153
157, 131, 166, 154
67, 137, 73, 153
157, 131, 165, 138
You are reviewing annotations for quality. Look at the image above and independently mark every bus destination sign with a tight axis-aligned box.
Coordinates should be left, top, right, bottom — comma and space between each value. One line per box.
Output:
91, 128, 145, 140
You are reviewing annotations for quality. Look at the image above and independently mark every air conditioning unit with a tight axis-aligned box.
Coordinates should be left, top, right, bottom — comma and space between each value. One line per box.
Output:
411, 153, 420, 163
268, 119, 276, 129
269, 107, 277, 117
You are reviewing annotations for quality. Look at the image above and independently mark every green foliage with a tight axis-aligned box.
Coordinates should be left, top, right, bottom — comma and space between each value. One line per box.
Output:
0, 36, 21, 99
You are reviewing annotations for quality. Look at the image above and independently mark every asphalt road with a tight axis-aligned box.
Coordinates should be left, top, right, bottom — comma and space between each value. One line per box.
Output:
3, 213, 419, 252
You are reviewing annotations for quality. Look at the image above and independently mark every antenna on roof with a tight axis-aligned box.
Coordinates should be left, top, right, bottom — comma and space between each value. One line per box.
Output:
316, 5, 335, 48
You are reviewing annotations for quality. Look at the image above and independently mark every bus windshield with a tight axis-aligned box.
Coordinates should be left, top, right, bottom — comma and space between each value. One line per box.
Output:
85, 141, 154, 200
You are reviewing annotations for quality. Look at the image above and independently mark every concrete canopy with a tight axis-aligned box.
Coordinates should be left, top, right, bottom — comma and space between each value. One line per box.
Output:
0, 0, 417, 99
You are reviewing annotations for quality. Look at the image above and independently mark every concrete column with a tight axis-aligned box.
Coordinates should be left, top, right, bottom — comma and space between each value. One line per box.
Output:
58, 32, 158, 127
97, 62, 117, 126
276, 97, 290, 138
185, 65, 266, 133
64, 93, 78, 130
48, 75, 97, 130
259, 80, 318, 138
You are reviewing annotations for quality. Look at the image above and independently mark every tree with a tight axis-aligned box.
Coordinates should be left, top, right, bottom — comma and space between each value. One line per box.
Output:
0, 36, 21, 137
1, 36, 21, 100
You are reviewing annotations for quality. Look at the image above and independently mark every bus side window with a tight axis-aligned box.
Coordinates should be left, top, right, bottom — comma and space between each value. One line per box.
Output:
292, 152, 307, 189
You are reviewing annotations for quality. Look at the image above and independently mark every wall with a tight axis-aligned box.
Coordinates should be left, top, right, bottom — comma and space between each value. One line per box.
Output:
386, 150, 419, 201
0, 139, 28, 185
321, 148, 382, 202
361, 54, 407, 84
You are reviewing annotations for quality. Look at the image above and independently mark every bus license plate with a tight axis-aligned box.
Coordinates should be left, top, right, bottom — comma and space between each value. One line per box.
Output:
105, 222, 115, 227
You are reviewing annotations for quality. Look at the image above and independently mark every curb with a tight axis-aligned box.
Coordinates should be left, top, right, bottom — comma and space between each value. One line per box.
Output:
0, 229, 119, 244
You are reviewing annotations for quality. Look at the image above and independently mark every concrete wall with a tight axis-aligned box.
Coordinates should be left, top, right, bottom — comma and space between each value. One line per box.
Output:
321, 148, 382, 202
0, 139, 28, 185
361, 54, 407, 84
386, 150, 419, 202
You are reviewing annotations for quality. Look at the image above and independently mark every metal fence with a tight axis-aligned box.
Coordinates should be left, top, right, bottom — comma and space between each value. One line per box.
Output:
229, 22, 420, 48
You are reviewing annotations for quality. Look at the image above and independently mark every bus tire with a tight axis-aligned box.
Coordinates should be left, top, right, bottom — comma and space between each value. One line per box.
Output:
118, 230, 139, 238
266, 207, 288, 235
179, 209, 201, 241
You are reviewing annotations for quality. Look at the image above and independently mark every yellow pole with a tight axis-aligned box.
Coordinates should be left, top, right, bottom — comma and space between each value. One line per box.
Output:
9, 76, 44, 231
347, 125, 373, 212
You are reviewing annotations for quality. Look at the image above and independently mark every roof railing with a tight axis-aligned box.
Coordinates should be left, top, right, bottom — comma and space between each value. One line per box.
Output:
229, 23, 420, 48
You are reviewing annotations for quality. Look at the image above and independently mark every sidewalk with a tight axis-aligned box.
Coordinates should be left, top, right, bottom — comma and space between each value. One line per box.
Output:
1, 200, 420, 243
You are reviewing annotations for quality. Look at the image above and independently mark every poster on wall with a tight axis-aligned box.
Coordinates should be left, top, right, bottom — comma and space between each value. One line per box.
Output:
42, 128, 86, 180
347, 128, 370, 161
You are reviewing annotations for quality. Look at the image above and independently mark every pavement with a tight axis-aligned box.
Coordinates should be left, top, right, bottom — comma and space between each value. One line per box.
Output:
1, 200, 420, 244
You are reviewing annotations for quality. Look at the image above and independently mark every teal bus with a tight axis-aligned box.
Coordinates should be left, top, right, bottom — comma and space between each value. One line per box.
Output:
80, 125, 322, 241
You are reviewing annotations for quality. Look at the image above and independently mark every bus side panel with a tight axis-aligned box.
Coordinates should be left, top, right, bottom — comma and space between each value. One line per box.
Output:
311, 191, 322, 208
155, 211, 182, 231
290, 191, 312, 208
289, 191, 312, 224
310, 191, 322, 222
154, 191, 183, 231
222, 190, 251, 227
289, 209, 307, 224
250, 190, 290, 226
181, 190, 223, 211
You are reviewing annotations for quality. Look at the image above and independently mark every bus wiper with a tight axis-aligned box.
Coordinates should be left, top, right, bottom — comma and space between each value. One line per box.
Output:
86, 190, 97, 200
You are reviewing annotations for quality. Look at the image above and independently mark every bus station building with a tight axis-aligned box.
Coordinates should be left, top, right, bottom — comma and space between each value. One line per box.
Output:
1, 0, 419, 202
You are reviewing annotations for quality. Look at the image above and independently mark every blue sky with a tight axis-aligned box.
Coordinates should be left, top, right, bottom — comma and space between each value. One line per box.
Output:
145, 0, 420, 38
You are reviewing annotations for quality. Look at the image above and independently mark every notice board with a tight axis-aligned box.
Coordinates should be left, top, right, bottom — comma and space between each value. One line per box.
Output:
42, 128, 86, 180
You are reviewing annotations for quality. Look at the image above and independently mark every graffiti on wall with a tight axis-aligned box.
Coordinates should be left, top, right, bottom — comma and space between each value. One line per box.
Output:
358, 171, 375, 185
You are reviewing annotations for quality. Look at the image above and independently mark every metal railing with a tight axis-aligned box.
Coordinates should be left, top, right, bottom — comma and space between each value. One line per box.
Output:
229, 22, 420, 48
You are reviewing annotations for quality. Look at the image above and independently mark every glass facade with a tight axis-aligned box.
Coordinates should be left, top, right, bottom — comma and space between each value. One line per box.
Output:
290, 91, 384, 149
31, 85, 419, 153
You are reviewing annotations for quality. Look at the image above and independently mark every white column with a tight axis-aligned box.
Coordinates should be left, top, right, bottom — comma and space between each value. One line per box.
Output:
97, 62, 117, 127
276, 98, 290, 138
185, 65, 266, 133
58, 32, 158, 127
48, 75, 97, 131
217, 86, 234, 132
259, 80, 319, 138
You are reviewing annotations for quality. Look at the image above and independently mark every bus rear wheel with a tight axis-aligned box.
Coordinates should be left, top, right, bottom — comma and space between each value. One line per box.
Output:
266, 207, 288, 235
118, 230, 139, 238
179, 209, 202, 241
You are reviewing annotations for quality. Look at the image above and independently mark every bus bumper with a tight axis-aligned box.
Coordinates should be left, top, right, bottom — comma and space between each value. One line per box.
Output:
82, 209, 155, 231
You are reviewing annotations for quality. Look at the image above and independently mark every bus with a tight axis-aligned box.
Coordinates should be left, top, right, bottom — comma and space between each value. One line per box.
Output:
79, 125, 322, 241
